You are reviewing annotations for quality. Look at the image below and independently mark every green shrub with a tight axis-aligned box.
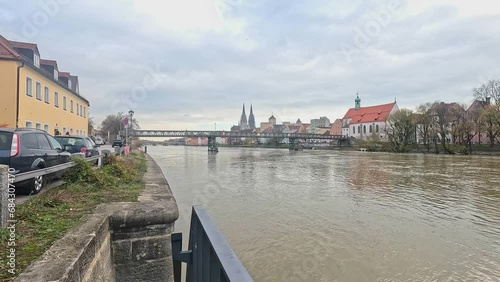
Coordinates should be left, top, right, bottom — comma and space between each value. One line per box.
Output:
63, 157, 98, 183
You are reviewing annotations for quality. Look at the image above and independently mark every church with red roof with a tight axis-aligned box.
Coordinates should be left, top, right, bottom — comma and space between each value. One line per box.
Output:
341, 94, 398, 139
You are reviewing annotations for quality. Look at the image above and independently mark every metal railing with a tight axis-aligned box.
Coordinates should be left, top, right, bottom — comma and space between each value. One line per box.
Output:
133, 129, 346, 140
13, 155, 103, 183
172, 206, 253, 282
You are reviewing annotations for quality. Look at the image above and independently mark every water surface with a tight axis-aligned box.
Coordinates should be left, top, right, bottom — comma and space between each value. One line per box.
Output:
149, 146, 500, 282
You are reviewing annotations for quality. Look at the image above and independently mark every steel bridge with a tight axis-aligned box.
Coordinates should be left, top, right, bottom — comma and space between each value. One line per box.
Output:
132, 130, 349, 152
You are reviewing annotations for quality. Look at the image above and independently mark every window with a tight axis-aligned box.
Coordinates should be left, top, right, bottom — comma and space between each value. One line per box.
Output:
25, 121, 32, 128
47, 135, 62, 150
369, 125, 372, 133
376, 125, 379, 133
22, 134, 38, 149
44, 86, 49, 103
68, 79, 72, 89
26, 77, 32, 96
363, 125, 366, 134
34, 54, 40, 68
36, 134, 51, 150
55, 92, 59, 107
70, 129, 73, 135
36, 82, 41, 100
80, 105, 83, 117
63, 96, 67, 110
77, 103, 79, 115
36, 123, 41, 130
54, 69, 58, 80
0, 132, 12, 150
76, 130, 80, 135
44, 124, 49, 132
83, 131, 86, 136
63, 127, 67, 135
353, 126, 355, 134
70, 100, 73, 113
83, 107, 86, 118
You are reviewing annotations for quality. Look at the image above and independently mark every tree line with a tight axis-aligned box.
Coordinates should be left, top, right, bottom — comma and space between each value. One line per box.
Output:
385, 80, 500, 154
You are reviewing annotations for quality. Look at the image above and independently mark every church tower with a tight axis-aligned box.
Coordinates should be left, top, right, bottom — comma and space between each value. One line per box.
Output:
355, 93, 361, 111
248, 104, 256, 129
239, 103, 248, 130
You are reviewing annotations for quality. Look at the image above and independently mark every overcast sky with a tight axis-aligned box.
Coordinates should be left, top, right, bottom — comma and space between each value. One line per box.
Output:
1, 0, 500, 130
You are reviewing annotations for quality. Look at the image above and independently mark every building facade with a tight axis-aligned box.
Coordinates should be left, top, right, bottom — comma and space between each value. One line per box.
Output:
329, 119, 342, 136
342, 95, 399, 140
310, 116, 331, 130
0, 35, 89, 135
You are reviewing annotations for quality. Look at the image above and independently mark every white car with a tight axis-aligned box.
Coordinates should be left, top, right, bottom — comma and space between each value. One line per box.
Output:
94, 136, 104, 145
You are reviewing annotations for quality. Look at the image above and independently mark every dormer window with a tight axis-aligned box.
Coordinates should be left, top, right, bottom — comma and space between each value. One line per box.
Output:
68, 79, 72, 89
54, 69, 58, 80
34, 54, 40, 68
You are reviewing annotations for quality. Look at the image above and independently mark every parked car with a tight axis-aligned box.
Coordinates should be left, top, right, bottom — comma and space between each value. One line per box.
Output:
0, 128, 72, 194
94, 136, 104, 145
53, 136, 100, 158
112, 139, 123, 147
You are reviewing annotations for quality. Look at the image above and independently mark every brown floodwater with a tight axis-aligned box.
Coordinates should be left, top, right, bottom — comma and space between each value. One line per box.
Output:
149, 146, 500, 282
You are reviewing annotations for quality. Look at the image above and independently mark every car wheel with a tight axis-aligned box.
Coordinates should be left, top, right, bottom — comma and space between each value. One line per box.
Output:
29, 175, 44, 195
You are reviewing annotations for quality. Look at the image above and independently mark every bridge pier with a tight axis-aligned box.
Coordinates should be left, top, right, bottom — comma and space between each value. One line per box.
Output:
208, 136, 218, 153
288, 138, 296, 151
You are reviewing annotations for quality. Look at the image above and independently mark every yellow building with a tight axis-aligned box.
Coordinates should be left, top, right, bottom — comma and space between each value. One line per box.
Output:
0, 35, 89, 136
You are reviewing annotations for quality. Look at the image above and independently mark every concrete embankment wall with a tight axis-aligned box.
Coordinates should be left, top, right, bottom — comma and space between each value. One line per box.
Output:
16, 154, 179, 282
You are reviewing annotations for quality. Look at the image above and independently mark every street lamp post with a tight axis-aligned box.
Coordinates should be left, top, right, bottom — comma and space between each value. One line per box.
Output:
128, 110, 134, 150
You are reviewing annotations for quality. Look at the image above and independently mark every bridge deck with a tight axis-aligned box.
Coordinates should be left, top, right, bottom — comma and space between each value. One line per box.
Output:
133, 130, 346, 140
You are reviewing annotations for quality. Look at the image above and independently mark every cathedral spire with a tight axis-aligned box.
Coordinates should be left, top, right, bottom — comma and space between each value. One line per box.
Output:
239, 103, 248, 129
248, 104, 256, 129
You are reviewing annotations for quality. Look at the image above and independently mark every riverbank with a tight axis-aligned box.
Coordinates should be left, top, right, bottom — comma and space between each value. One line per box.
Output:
353, 142, 500, 156
0, 153, 147, 281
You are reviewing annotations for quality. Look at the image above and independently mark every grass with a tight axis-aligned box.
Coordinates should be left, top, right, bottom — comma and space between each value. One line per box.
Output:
0, 152, 147, 281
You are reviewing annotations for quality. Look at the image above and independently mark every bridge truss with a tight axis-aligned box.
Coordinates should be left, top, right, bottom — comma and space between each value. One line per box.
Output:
132, 130, 349, 152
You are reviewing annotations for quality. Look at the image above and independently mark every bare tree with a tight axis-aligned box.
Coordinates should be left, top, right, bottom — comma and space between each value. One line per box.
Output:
481, 103, 500, 145
385, 109, 415, 153
433, 102, 456, 154
414, 102, 434, 151
473, 79, 500, 146
88, 117, 95, 135
100, 112, 140, 139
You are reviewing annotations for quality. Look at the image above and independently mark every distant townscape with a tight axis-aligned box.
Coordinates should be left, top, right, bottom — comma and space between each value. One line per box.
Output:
177, 85, 500, 155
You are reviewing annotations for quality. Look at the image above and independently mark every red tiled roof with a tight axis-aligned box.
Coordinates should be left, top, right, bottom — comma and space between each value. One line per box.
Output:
343, 102, 396, 124
8, 40, 39, 54
0, 35, 20, 59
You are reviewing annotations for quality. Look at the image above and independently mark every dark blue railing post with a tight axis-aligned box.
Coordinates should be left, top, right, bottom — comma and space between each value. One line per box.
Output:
171, 206, 253, 282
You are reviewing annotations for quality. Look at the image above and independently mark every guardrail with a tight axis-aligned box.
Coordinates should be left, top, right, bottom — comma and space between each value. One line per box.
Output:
1, 152, 111, 228
172, 206, 253, 282
13, 155, 104, 183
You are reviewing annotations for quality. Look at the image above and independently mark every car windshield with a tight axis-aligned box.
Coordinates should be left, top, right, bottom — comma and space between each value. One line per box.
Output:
54, 137, 85, 146
0, 132, 12, 150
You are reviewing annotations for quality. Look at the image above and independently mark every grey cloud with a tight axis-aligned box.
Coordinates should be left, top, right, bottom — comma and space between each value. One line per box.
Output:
1, 0, 500, 130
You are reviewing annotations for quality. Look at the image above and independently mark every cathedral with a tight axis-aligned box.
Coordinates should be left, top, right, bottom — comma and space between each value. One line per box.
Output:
238, 103, 256, 130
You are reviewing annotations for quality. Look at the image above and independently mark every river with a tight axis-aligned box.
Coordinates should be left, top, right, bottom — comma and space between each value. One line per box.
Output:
148, 146, 500, 282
